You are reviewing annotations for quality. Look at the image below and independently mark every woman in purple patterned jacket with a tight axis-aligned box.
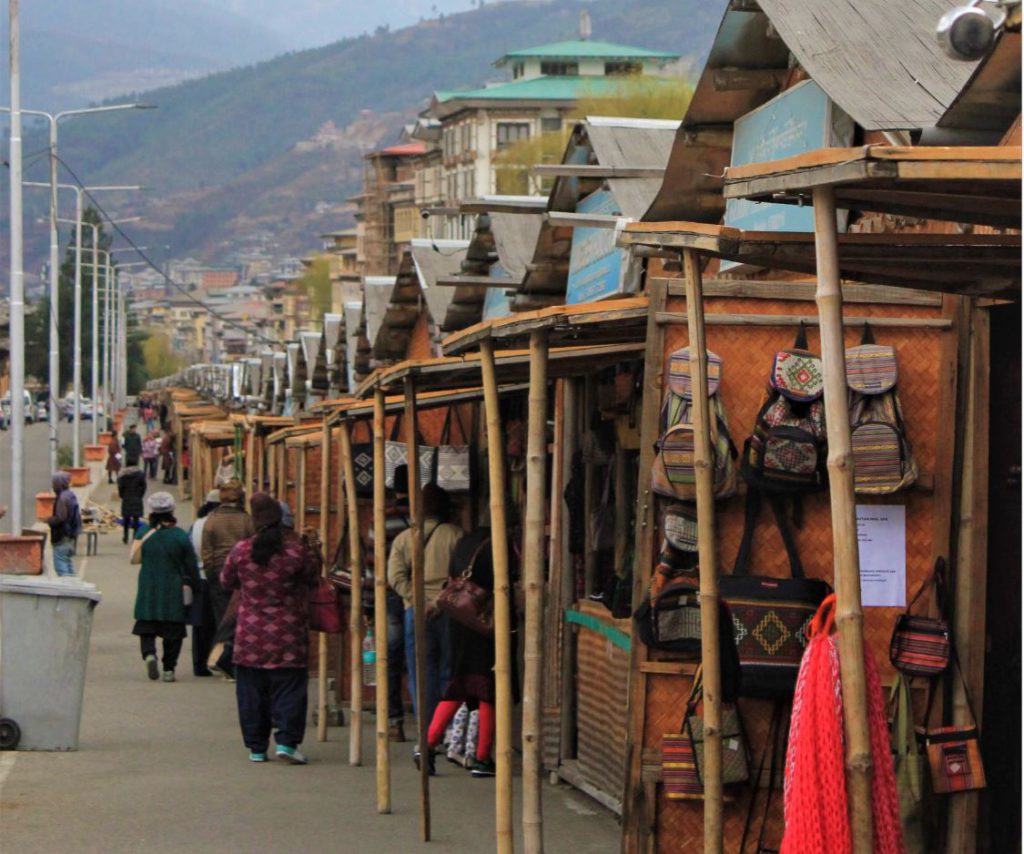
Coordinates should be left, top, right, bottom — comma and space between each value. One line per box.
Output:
220, 492, 321, 764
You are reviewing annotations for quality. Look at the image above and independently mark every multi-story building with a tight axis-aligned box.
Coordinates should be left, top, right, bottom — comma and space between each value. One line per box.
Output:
321, 228, 362, 313
414, 40, 679, 238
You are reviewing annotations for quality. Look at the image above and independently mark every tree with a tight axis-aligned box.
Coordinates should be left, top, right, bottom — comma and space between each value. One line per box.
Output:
141, 331, 184, 381
24, 206, 112, 397
492, 75, 694, 195
295, 256, 332, 322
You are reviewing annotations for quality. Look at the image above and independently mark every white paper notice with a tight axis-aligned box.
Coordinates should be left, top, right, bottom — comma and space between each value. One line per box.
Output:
856, 505, 906, 608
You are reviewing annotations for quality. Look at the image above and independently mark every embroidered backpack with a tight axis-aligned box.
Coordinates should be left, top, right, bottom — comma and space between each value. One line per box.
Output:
651, 347, 737, 502
741, 324, 828, 496
847, 325, 918, 494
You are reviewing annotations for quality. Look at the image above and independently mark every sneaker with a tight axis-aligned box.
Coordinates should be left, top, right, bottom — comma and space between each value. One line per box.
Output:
249, 752, 267, 763
161, 670, 176, 683
468, 758, 496, 778
275, 746, 307, 765
388, 721, 406, 743
145, 654, 159, 681
412, 747, 436, 776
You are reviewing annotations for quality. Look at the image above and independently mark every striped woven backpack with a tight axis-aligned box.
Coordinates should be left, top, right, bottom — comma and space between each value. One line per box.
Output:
847, 325, 918, 494
651, 347, 737, 501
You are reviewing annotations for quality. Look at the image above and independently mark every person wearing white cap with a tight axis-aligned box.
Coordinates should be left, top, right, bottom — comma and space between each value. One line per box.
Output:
131, 492, 200, 682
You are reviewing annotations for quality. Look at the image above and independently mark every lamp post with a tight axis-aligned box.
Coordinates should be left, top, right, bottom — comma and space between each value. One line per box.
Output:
8, 0, 24, 532
101, 260, 147, 418
2, 101, 153, 473
67, 222, 142, 443
28, 182, 141, 464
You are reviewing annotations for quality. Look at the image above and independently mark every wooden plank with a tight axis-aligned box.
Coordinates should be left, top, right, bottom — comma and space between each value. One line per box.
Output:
317, 416, 331, 744
723, 160, 889, 200
655, 312, 952, 329
638, 661, 700, 676
621, 277, 668, 854
546, 211, 629, 230
559, 380, 581, 764
656, 277, 943, 306
339, 420, 364, 767
532, 164, 665, 178
711, 67, 787, 91
372, 391, 392, 814
435, 274, 522, 288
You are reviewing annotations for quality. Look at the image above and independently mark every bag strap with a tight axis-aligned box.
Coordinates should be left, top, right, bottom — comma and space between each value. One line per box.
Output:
389, 413, 402, 442
793, 320, 809, 350
906, 556, 945, 616
678, 665, 704, 730
860, 322, 876, 345
731, 490, 805, 579
756, 700, 787, 854
740, 700, 784, 854
460, 536, 492, 580
441, 408, 453, 445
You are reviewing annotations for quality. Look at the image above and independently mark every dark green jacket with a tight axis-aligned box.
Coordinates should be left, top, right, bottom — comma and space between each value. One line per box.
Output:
123, 431, 143, 464
133, 525, 199, 623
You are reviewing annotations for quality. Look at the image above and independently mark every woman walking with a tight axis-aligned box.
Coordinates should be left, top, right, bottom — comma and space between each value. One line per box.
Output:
106, 430, 122, 484
116, 462, 147, 544
142, 432, 160, 480
220, 493, 320, 764
131, 492, 199, 683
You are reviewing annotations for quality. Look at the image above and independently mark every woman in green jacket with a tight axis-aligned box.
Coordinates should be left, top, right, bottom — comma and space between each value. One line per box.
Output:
132, 492, 199, 682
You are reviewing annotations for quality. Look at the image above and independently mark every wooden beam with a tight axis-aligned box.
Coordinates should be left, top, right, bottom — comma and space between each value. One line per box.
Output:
523, 328, 549, 854
657, 277, 943, 306
546, 211, 629, 230
405, 377, 431, 842
683, 249, 724, 853
711, 67, 786, 91
317, 417, 331, 744
372, 390, 392, 814
559, 380, 580, 764
621, 276, 669, 853
813, 186, 873, 853
532, 164, 665, 178
655, 312, 952, 329
435, 274, 523, 288
340, 419, 364, 767
481, 339, 515, 854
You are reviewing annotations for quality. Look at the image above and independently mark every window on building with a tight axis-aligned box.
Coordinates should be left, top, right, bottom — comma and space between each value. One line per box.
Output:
496, 122, 531, 148
466, 168, 476, 199
512, 61, 525, 79
541, 61, 578, 76
605, 61, 642, 76
540, 116, 562, 134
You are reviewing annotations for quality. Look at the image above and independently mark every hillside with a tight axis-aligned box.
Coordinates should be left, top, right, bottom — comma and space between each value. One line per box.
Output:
9, 0, 724, 270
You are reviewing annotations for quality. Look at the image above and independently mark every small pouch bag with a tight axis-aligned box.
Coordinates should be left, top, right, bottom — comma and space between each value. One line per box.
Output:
890, 558, 951, 677
661, 668, 706, 800
686, 667, 750, 786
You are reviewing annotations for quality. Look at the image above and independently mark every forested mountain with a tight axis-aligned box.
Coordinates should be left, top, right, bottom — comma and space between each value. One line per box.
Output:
5, 0, 724, 271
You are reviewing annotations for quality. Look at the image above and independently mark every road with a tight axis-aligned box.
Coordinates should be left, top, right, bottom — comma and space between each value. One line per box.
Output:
0, 425, 620, 852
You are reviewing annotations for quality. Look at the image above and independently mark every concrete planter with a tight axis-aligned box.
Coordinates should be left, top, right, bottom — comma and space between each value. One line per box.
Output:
66, 467, 91, 487
35, 492, 56, 521
83, 444, 106, 462
98, 432, 113, 445
0, 532, 46, 575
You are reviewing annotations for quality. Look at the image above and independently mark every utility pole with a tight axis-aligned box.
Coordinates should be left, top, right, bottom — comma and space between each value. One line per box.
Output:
8, 0, 24, 531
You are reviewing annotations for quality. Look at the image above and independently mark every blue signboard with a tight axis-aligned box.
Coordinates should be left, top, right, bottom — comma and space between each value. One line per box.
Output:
566, 189, 628, 305
724, 80, 853, 239
482, 262, 514, 321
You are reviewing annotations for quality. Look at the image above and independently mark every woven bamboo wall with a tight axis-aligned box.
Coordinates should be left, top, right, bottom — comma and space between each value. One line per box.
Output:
576, 602, 632, 805
650, 291, 949, 850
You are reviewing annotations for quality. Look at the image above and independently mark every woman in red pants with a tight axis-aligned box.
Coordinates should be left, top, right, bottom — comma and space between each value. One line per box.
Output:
422, 528, 517, 777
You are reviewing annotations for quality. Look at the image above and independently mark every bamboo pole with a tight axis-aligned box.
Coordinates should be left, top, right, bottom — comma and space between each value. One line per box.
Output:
267, 436, 276, 496
405, 378, 431, 842
682, 249, 723, 853
812, 186, 873, 853
373, 390, 392, 814
297, 449, 308, 530
340, 418, 364, 766
481, 339, 514, 854
256, 433, 265, 494
522, 328, 549, 854
318, 416, 332, 743
558, 380, 580, 765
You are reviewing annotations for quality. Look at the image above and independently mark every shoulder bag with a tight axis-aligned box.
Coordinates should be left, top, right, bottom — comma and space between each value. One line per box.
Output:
436, 535, 494, 636
384, 413, 434, 489
433, 407, 472, 493
889, 557, 950, 677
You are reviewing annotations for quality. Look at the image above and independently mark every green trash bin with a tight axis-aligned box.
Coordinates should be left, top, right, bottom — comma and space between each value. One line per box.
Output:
0, 576, 102, 750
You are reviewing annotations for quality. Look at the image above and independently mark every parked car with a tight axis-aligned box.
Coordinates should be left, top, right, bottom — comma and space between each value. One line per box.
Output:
0, 391, 34, 424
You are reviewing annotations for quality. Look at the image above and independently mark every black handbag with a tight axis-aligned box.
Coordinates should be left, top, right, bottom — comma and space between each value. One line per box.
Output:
350, 441, 374, 498
719, 491, 831, 698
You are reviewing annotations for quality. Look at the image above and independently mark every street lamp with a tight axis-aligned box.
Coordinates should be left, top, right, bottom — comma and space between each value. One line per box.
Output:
27, 181, 141, 465
62, 218, 141, 443
100, 260, 147, 416
3, 101, 153, 473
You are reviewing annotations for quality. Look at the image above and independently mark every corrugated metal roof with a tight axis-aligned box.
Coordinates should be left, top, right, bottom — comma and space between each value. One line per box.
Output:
435, 74, 678, 106
411, 239, 469, 333
363, 277, 396, 352
496, 40, 679, 62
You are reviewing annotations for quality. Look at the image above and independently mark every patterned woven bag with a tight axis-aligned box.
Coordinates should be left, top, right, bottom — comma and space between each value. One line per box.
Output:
662, 668, 705, 800
433, 407, 471, 493
383, 414, 434, 489
889, 557, 950, 677
687, 675, 750, 786
847, 326, 918, 494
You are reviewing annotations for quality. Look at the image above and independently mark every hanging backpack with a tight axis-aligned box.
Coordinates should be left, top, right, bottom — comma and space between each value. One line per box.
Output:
741, 323, 828, 496
847, 325, 918, 494
651, 347, 737, 501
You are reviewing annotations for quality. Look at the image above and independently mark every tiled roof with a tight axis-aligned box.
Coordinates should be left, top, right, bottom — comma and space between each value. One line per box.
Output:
435, 73, 678, 105
497, 40, 678, 63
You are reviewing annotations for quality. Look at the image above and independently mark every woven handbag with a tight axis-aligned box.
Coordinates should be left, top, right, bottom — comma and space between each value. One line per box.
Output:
383, 414, 433, 489
769, 324, 824, 403
686, 667, 750, 786
662, 669, 705, 800
350, 441, 375, 498
889, 558, 950, 677
433, 407, 471, 493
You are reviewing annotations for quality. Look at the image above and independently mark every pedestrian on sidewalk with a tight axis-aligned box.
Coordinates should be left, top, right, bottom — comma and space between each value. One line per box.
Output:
387, 483, 463, 765
220, 492, 320, 764
187, 490, 221, 677
131, 492, 199, 683
116, 463, 147, 544
106, 430, 123, 484
160, 430, 176, 485
123, 423, 143, 467
142, 432, 160, 479
47, 472, 82, 577
201, 480, 255, 679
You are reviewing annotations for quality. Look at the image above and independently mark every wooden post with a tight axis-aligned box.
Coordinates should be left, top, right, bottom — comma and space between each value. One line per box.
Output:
373, 389, 392, 814
405, 377, 431, 842
812, 186, 873, 853
340, 418, 364, 766
622, 276, 669, 853
481, 339, 515, 854
559, 380, 580, 764
256, 432, 265, 494
246, 428, 255, 506
267, 435, 276, 496
682, 249, 723, 853
297, 448, 308, 529
318, 417, 332, 743
523, 328, 549, 854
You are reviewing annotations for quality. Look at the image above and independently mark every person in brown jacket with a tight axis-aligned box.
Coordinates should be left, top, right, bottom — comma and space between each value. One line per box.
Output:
200, 480, 255, 678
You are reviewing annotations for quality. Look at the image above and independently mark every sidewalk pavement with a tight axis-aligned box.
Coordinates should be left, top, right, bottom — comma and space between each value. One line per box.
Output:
0, 479, 619, 853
